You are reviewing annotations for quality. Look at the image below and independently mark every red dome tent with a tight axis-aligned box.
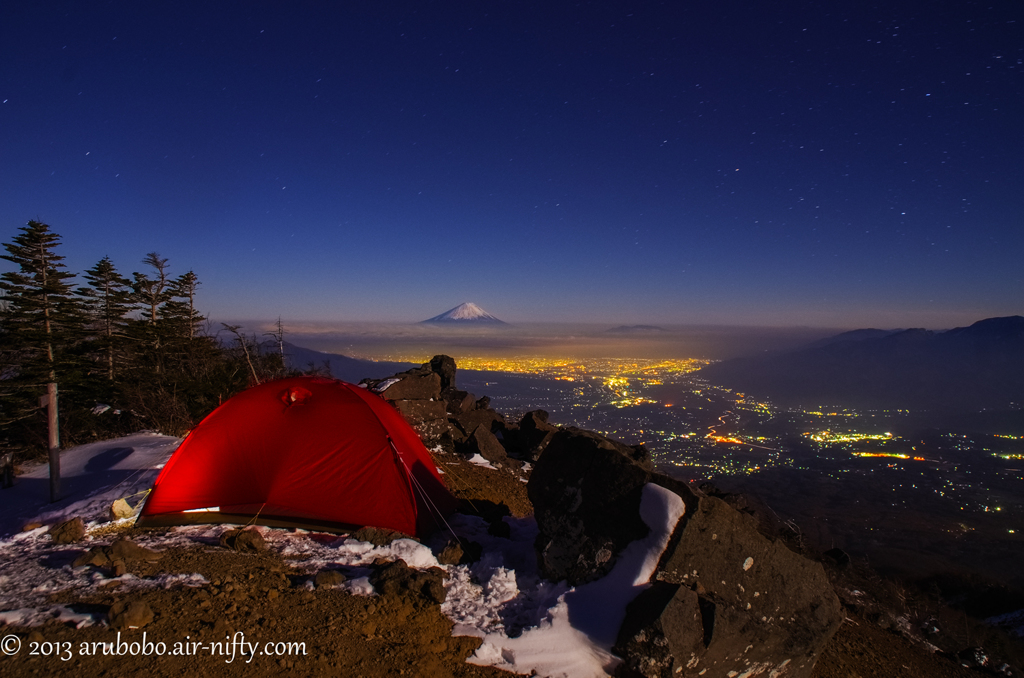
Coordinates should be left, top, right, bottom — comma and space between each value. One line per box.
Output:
137, 376, 458, 538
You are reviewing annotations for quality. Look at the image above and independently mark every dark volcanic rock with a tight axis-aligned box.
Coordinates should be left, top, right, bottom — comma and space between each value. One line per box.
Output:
436, 539, 483, 565
443, 388, 477, 416
375, 371, 442, 401
107, 538, 162, 561
529, 426, 843, 678
510, 410, 559, 461
368, 355, 512, 457
429, 355, 457, 391
366, 355, 466, 449
614, 582, 707, 678
527, 427, 694, 584
452, 408, 505, 441
436, 541, 465, 566
369, 559, 446, 606
392, 399, 450, 442
465, 425, 508, 466
351, 526, 410, 546
638, 496, 842, 677
219, 528, 266, 553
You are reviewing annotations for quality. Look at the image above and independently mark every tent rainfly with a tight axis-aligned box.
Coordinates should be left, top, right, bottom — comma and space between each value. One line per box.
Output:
137, 376, 458, 537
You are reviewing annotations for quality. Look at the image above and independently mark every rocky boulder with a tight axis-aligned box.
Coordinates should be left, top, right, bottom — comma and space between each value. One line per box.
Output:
451, 407, 505, 442
49, 517, 86, 544
364, 356, 458, 448
367, 355, 514, 457
527, 427, 681, 584
219, 527, 266, 553
108, 599, 155, 630
528, 426, 843, 678
639, 495, 843, 677
350, 526, 409, 546
392, 399, 451, 443
614, 582, 709, 678
435, 539, 483, 566
509, 410, 559, 461
110, 498, 136, 520
429, 354, 457, 391
372, 370, 442, 401
443, 388, 477, 416
462, 425, 509, 467
369, 559, 447, 607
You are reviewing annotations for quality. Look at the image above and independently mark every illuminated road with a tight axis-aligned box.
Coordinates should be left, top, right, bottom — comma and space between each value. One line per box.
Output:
706, 411, 779, 451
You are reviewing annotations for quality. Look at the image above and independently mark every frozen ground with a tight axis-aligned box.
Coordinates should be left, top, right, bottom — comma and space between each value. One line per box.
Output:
0, 434, 686, 678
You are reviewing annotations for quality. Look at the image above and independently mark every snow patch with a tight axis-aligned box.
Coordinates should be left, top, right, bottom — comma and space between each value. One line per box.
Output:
372, 377, 401, 393
467, 454, 496, 469
448, 483, 686, 678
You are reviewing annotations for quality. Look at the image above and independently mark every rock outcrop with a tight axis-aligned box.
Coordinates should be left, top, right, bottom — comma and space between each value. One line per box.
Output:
366, 356, 529, 472
625, 493, 844, 677
527, 427, 680, 584
367, 355, 571, 477
506, 410, 559, 461
363, 361, 452, 447
527, 426, 843, 678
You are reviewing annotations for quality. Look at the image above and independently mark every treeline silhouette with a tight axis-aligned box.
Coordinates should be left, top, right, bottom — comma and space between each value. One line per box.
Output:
0, 220, 301, 461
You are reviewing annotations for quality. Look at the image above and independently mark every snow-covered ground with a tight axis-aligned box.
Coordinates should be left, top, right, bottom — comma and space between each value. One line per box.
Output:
0, 431, 180, 536
0, 434, 685, 678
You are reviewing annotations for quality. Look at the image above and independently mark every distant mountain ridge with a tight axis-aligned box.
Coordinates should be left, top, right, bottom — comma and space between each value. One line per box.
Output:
282, 342, 415, 383
421, 302, 506, 324
606, 324, 666, 334
699, 316, 1024, 413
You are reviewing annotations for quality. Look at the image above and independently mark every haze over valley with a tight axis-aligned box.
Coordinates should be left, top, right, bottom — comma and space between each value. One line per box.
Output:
278, 315, 1024, 595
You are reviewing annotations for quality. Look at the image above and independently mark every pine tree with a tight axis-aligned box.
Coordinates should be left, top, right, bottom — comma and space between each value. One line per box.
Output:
163, 270, 203, 340
0, 221, 84, 460
78, 256, 132, 381
0, 221, 83, 387
129, 252, 173, 375
132, 252, 171, 326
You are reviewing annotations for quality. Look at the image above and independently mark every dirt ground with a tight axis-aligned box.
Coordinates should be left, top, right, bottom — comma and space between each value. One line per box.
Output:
1, 451, 1018, 678
812, 615, 978, 678
2, 542, 519, 677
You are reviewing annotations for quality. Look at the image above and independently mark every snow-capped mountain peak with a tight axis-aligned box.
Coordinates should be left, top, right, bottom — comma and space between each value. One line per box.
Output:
422, 302, 506, 324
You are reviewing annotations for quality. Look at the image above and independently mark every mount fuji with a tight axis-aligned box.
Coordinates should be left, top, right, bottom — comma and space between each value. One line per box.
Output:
421, 302, 506, 324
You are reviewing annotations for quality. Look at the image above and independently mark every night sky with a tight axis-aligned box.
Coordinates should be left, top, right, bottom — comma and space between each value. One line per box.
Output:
1, 2, 1020, 328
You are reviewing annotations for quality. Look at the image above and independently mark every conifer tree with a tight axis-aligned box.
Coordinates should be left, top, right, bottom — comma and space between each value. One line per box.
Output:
0, 221, 84, 460
78, 256, 133, 381
132, 252, 171, 326
129, 252, 173, 374
0, 221, 83, 387
163, 270, 203, 340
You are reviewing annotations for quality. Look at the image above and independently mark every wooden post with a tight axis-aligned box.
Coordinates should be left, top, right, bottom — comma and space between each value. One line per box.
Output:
46, 382, 60, 502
